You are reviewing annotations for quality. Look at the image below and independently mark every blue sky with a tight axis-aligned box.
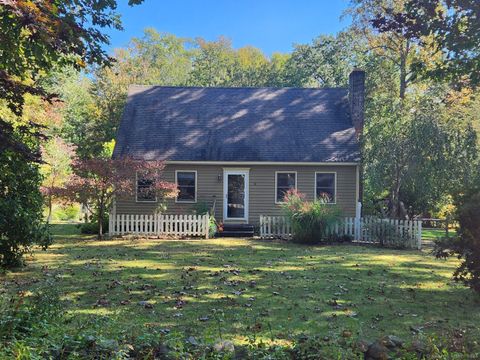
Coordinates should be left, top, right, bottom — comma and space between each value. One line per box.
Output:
106, 0, 351, 56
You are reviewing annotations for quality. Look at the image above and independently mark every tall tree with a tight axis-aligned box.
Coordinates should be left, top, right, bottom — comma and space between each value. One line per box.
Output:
230, 46, 270, 86
188, 37, 238, 87
0, 0, 143, 267
0, 0, 143, 158
40, 137, 75, 223
347, 0, 424, 99
266, 53, 294, 87
364, 88, 477, 217
289, 31, 368, 87
371, 0, 480, 87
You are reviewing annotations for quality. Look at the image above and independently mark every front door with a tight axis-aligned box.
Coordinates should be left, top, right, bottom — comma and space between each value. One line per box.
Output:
223, 170, 249, 221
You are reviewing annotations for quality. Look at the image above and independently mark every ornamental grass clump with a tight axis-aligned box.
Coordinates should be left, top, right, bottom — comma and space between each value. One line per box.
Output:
282, 189, 341, 244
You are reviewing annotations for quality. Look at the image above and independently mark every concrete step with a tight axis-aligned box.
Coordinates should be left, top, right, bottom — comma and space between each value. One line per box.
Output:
216, 224, 254, 238
216, 231, 254, 238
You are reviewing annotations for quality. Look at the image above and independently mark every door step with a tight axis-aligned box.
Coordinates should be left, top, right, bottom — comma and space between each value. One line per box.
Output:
216, 224, 254, 238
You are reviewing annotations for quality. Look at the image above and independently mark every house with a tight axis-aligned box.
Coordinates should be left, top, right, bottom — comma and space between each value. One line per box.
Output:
112, 69, 365, 228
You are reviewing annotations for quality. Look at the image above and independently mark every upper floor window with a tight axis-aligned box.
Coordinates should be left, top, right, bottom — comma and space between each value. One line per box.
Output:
176, 171, 197, 202
275, 172, 296, 203
315, 172, 336, 203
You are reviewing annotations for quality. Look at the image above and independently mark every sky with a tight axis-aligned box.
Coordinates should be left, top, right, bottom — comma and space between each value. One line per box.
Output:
105, 0, 352, 56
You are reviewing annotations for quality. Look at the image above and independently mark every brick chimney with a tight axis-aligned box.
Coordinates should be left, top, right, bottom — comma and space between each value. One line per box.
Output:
349, 69, 365, 135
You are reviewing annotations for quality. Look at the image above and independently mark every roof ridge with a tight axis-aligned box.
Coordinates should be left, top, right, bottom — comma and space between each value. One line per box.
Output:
127, 84, 348, 91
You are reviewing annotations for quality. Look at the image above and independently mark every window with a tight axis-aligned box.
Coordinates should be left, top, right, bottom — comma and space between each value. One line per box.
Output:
136, 174, 156, 202
176, 171, 196, 202
275, 172, 297, 203
315, 172, 336, 203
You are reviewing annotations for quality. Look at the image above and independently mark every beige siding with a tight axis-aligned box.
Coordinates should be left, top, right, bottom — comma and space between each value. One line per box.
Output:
115, 163, 358, 224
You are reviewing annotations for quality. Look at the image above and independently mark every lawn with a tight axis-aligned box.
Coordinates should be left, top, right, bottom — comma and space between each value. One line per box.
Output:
422, 228, 450, 241
1, 224, 479, 357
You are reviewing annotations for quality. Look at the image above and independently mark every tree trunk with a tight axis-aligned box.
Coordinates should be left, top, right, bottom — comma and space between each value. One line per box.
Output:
399, 52, 407, 100
390, 168, 402, 218
399, 40, 410, 100
46, 196, 53, 224
98, 202, 104, 240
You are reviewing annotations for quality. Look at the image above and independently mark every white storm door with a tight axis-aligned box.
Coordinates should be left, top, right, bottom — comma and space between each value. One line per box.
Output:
223, 170, 249, 221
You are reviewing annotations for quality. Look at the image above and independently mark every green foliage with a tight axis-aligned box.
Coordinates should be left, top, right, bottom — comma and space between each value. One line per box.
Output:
282, 189, 342, 244
0, 148, 51, 267
188, 37, 237, 86
364, 88, 478, 217
52, 204, 81, 222
372, 0, 480, 87
0, 0, 143, 162
209, 216, 218, 238
289, 30, 369, 87
434, 170, 480, 293
78, 219, 109, 235
187, 36, 294, 88
0, 288, 62, 342
46, 68, 104, 159
1, 1, 146, 267
192, 201, 211, 215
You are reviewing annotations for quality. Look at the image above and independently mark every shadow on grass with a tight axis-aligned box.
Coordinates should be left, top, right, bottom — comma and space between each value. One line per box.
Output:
2, 226, 479, 344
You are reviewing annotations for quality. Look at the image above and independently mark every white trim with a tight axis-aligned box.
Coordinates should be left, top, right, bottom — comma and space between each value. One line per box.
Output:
274, 171, 297, 204
355, 165, 360, 204
175, 170, 197, 203
135, 171, 157, 203
167, 161, 358, 166
221, 167, 251, 171
223, 169, 249, 221
314, 171, 337, 204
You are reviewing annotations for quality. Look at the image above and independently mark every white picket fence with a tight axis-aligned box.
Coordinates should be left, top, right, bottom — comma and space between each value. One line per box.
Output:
259, 215, 422, 249
259, 215, 292, 238
109, 213, 209, 238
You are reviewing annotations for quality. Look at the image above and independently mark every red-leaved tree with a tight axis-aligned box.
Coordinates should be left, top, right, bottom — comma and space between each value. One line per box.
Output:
55, 157, 177, 239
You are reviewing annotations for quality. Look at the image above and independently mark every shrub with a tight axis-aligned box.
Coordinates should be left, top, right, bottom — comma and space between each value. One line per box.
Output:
79, 219, 109, 235
0, 150, 52, 268
0, 288, 62, 342
326, 233, 354, 243
282, 189, 341, 244
434, 188, 480, 293
192, 201, 211, 215
208, 216, 217, 238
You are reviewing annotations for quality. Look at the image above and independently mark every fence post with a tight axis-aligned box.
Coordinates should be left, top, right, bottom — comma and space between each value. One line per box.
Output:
259, 215, 263, 238
417, 220, 422, 250
354, 202, 362, 240
204, 214, 209, 239
108, 199, 116, 236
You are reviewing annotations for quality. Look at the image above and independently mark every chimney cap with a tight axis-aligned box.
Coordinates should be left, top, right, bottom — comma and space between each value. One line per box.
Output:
350, 68, 365, 74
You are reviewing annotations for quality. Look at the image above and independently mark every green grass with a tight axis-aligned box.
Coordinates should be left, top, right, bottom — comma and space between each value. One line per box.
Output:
422, 228, 449, 241
2, 224, 479, 347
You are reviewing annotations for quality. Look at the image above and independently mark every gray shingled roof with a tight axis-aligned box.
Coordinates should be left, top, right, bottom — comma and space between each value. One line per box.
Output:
113, 86, 360, 162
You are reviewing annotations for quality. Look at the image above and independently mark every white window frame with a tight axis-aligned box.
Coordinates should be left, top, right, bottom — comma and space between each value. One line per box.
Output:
175, 170, 197, 203
314, 171, 337, 204
135, 171, 157, 203
274, 171, 297, 204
